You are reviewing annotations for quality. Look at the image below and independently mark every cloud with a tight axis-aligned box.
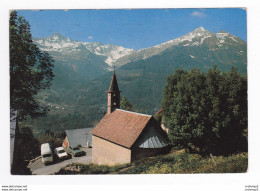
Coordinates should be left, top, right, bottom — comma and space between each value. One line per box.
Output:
88, 36, 93, 40
191, 11, 206, 17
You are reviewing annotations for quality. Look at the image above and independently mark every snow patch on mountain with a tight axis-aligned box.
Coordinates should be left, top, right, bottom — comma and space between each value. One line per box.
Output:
33, 33, 135, 67
34, 33, 77, 51
216, 32, 229, 43
215, 32, 242, 44
154, 27, 213, 49
229, 36, 238, 42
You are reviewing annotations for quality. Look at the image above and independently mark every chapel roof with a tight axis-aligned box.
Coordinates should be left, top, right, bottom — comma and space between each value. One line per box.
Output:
91, 109, 152, 148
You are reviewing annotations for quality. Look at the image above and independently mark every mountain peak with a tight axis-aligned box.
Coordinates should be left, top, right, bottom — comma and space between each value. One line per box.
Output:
191, 26, 210, 34
52, 32, 62, 36
196, 26, 206, 31
180, 26, 212, 42
49, 32, 70, 41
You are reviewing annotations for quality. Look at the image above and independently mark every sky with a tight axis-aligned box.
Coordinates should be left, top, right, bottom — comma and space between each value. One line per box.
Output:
17, 9, 247, 50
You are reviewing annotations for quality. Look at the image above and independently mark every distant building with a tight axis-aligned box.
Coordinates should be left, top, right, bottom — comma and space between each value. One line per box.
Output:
63, 127, 93, 149
91, 70, 169, 165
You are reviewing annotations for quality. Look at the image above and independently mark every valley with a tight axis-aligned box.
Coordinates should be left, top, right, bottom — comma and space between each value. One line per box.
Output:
23, 27, 247, 136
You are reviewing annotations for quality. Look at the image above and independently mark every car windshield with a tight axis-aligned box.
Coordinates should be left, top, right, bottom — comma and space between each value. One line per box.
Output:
42, 154, 51, 158
58, 150, 65, 154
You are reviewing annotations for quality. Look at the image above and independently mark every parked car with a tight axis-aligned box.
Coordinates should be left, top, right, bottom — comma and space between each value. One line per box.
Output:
54, 147, 69, 160
41, 143, 53, 164
66, 146, 85, 157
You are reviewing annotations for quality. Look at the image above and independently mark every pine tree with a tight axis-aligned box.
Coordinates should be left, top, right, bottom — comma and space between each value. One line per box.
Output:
10, 11, 54, 120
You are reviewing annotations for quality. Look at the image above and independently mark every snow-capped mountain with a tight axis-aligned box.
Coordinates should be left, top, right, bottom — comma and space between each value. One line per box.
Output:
34, 33, 76, 50
82, 42, 135, 66
33, 27, 245, 70
33, 26, 246, 94
155, 27, 213, 48
32, 26, 246, 134
114, 27, 246, 66
33, 33, 135, 68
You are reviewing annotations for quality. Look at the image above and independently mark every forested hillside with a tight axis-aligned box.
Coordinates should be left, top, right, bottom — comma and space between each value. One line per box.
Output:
21, 27, 247, 136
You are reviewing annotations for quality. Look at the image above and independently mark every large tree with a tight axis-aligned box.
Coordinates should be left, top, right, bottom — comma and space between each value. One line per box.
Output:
162, 67, 247, 155
10, 11, 54, 120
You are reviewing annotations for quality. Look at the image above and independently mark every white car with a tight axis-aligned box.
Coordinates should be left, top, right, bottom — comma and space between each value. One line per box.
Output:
54, 147, 68, 160
41, 143, 53, 164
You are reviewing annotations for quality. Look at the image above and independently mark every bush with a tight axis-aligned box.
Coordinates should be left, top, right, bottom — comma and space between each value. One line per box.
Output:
37, 133, 64, 150
80, 164, 111, 174
173, 152, 248, 173
143, 163, 174, 174
118, 154, 176, 174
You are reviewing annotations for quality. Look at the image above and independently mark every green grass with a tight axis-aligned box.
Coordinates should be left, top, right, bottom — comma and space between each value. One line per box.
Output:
56, 150, 248, 174
171, 151, 248, 173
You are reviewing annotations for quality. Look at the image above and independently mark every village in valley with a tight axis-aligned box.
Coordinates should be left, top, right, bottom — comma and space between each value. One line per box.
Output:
10, 9, 248, 175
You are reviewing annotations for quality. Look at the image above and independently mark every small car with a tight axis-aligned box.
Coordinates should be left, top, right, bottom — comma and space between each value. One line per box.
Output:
67, 146, 85, 157
54, 147, 69, 160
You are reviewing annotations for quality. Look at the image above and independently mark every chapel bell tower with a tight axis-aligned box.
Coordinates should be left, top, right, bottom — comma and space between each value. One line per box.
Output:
107, 69, 121, 114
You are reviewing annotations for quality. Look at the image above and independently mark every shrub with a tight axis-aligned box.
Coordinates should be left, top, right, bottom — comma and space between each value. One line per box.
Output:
37, 133, 64, 150
119, 154, 176, 174
173, 152, 248, 173
143, 162, 174, 174
80, 164, 111, 174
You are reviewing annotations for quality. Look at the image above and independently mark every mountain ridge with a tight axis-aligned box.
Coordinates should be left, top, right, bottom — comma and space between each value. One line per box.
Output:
27, 27, 247, 135
33, 27, 246, 71
113, 27, 246, 67
33, 33, 135, 69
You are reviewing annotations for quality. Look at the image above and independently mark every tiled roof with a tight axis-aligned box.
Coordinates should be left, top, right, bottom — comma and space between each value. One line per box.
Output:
91, 109, 152, 148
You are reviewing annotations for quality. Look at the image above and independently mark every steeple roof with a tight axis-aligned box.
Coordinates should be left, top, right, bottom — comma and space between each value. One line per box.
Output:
108, 70, 120, 92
